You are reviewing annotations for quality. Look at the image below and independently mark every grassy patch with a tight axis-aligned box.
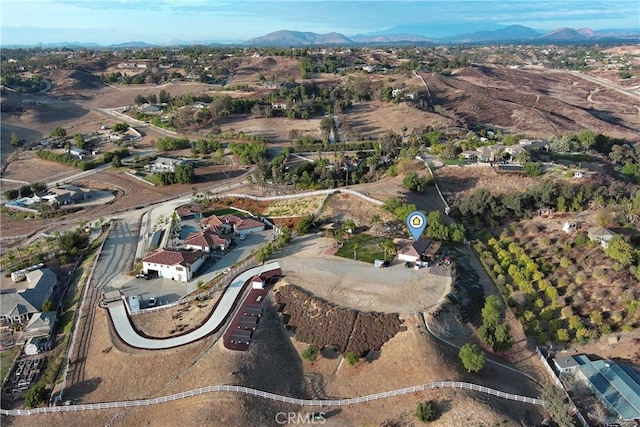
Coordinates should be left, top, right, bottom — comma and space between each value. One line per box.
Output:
445, 159, 465, 166
547, 152, 595, 162
335, 234, 388, 264
1, 347, 20, 380
203, 208, 243, 217
57, 309, 76, 335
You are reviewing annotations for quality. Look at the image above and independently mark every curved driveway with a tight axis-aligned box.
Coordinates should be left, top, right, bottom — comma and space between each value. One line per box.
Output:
107, 262, 280, 349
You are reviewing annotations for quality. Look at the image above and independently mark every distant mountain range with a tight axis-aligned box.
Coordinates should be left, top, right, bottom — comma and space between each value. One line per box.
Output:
3, 25, 639, 48
245, 25, 640, 46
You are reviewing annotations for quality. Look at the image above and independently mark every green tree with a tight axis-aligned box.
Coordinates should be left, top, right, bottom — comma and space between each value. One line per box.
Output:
73, 133, 85, 149
24, 383, 48, 408
10, 132, 22, 147
345, 351, 359, 366
605, 235, 636, 267
41, 299, 54, 312
174, 164, 195, 184
415, 401, 437, 422
297, 215, 314, 234
50, 126, 67, 138
523, 162, 542, 177
481, 295, 502, 325
541, 384, 574, 427
458, 343, 486, 373
403, 171, 429, 192
301, 345, 319, 362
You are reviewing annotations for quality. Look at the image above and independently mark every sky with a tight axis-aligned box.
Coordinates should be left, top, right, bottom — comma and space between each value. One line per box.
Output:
1, 0, 638, 45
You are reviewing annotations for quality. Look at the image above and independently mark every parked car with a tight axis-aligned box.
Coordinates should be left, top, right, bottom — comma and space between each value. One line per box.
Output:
135, 272, 149, 280
148, 296, 157, 307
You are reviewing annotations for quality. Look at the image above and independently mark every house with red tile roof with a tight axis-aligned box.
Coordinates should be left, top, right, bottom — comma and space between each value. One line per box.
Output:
200, 214, 265, 236
142, 248, 206, 282
175, 204, 203, 220
184, 229, 231, 252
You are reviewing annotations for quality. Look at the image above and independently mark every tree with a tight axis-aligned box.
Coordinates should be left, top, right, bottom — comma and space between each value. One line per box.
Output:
523, 162, 542, 177
24, 383, 48, 408
10, 132, 22, 147
112, 122, 129, 133
41, 299, 54, 312
458, 343, 485, 373
346, 351, 359, 366
50, 126, 67, 138
297, 215, 314, 234
481, 295, 502, 325
605, 235, 636, 267
301, 345, 319, 362
73, 133, 85, 149
415, 401, 437, 422
541, 384, 574, 427
403, 171, 429, 192
174, 164, 195, 184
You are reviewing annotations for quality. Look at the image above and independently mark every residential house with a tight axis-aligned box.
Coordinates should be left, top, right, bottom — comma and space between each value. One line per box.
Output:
140, 104, 165, 114
588, 226, 617, 248
22, 311, 56, 342
395, 238, 441, 263
142, 249, 206, 282
184, 229, 231, 252
0, 267, 57, 327
504, 145, 528, 161
234, 218, 266, 236
460, 150, 478, 162
200, 214, 238, 233
271, 100, 287, 110
149, 157, 186, 173
520, 139, 550, 152
200, 214, 265, 236
176, 205, 203, 221
69, 148, 88, 158
553, 355, 581, 374
476, 147, 494, 163
41, 187, 85, 206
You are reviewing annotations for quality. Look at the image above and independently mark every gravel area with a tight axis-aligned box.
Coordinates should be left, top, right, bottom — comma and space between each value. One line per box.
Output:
273, 234, 452, 314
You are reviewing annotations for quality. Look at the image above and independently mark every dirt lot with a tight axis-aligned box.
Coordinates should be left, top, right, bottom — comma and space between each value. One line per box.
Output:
434, 163, 539, 201
274, 235, 452, 313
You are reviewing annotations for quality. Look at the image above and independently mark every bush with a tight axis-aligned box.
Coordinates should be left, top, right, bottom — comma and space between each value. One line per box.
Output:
345, 351, 359, 366
301, 345, 319, 362
24, 383, 49, 408
415, 401, 437, 422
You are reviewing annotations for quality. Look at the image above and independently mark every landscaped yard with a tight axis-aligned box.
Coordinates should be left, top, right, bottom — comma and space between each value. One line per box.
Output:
335, 234, 392, 264
1, 347, 19, 381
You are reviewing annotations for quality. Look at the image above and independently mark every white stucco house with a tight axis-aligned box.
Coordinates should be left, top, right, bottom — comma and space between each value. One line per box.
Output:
184, 229, 230, 252
142, 249, 206, 282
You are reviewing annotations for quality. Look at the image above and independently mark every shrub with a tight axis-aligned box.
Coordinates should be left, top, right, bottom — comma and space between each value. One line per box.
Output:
415, 401, 437, 422
345, 351, 359, 366
24, 383, 49, 408
301, 345, 319, 362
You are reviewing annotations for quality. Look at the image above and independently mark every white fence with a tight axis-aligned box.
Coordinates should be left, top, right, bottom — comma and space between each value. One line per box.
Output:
1, 381, 543, 416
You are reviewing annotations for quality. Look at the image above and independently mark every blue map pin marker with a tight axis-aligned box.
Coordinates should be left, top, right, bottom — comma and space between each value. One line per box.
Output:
407, 211, 427, 240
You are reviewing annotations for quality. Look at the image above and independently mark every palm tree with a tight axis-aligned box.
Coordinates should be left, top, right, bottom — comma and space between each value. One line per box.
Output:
588, 195, 605, 210
620, 199, 640, 226
381, 240, 396, 261
353, 243, 358, 261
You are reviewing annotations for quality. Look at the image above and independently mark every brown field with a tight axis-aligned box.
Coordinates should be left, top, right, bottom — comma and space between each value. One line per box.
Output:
434, 164, 539, 201
426, 65, 640, 141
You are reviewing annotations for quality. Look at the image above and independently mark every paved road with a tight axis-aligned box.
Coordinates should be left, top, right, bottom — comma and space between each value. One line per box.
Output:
64, 220, 140, 398
106, 263, 280, 349
569, 70, 640, 102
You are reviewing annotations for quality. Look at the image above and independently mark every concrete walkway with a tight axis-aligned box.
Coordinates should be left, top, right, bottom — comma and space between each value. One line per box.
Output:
106, 262, 280, 350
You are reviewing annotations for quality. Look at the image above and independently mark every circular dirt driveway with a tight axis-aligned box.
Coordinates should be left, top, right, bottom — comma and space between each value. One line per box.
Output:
274, 235, 452, 314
